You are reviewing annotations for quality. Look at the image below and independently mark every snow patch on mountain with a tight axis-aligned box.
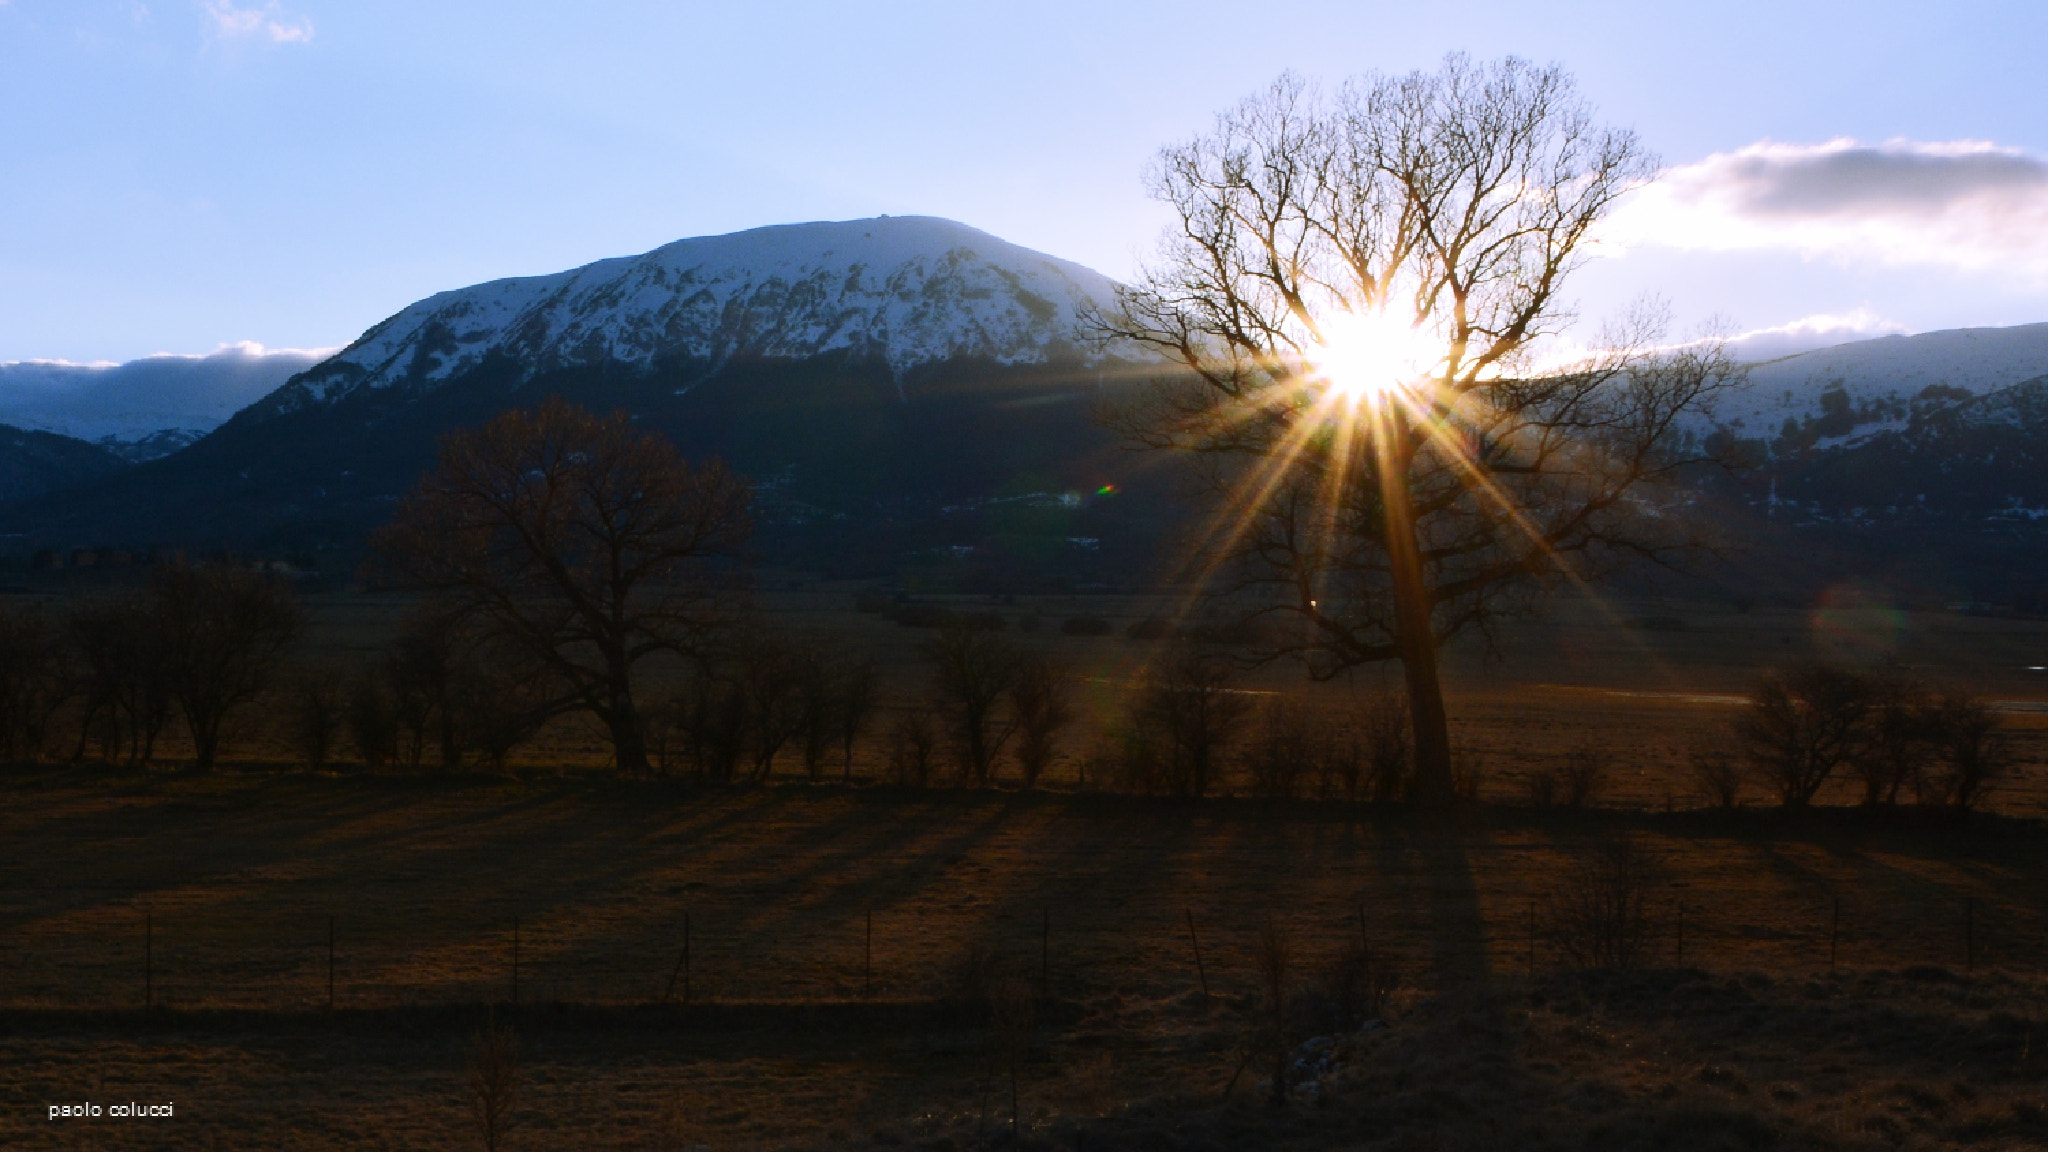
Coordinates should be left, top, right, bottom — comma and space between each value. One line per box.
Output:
273, 217, 1123, 414
1709, 322, 2048, 438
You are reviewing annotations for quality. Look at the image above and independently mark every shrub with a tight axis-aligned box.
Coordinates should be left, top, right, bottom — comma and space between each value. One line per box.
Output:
1551, 837, 1660, 970
1737, 664, 1876, 806
1855, 678, 1938, 805
1923, 693, 2014, 810
1524, 767, 1561, 809
1009, 655, 1073, 790
1687, 744, 1746, 809
1244, 699, 1315, 799
1558, 746, 1610, 808
1357, 687, 1412, 802
887, 705, 941, 787
1129, 650, 1248, 797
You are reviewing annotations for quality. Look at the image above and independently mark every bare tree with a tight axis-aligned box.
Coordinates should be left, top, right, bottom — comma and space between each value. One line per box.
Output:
346, 670, 399, 770
1093, 57, 1738, 804
150, 565, 303, 772
926, 621, 1021, 787
67, 593, 173, 766
0, 604, 70, 764
1009, 654, 1074, 789
1924, 694, 2014, 810
1131, 648, 1250, 797
286, 669, 345, 771
1856, 677, 1937, 806
888, 702, 942, 787
373, 399, 751, 776
466, 1015, 520, 1152
1550, 836, 1660, 970
1737, 664, 1874, 807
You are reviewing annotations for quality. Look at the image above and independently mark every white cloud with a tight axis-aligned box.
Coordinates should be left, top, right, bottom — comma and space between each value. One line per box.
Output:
1604, 138, 2048, 280
1723, 309, 1910, 361
202, 0, 312, 44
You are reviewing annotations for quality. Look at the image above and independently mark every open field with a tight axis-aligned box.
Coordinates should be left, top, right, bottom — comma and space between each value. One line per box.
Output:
1, 588, 2044, 1148
1, 773, 2045, 1149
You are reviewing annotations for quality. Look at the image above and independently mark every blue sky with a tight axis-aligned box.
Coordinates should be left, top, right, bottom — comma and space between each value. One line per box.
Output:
3, 0, 2046, 363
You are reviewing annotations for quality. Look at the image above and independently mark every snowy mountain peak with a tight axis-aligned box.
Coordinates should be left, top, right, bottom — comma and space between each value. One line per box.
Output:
269, 216, 1122, 414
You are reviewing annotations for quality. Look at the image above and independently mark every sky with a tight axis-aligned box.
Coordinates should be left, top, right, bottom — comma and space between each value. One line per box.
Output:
3, 0, 2047, 364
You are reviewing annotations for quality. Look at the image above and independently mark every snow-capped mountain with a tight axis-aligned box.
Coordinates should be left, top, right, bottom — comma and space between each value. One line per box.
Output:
0, 343, 324, 459
1710, 322, 2048, 440
252, 216, 1120, 422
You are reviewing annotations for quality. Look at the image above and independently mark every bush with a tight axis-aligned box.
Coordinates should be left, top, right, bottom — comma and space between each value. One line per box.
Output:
1687, 743, 1745, 809
1357, 688, 1412, 801
1923, 694, 2014, 810
1558, 746, 1610, 808
1060, 615, 1112, 637
1550, 837, 1660, 970
887, 705, 941, 787
1738, 664, 1876, 806
1244, 699, 1315, 799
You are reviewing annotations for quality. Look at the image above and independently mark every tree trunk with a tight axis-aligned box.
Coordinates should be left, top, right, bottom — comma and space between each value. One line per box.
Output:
1379, 427, 1455, 807
607, 710, 649, 776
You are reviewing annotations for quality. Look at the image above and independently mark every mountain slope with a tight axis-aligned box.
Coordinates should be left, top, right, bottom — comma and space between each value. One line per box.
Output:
0, 424, 128, 504
1711, 322, 2048, 439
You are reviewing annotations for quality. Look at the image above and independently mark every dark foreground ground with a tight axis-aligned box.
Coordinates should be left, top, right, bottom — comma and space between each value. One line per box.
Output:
1, 772, 2044, 1150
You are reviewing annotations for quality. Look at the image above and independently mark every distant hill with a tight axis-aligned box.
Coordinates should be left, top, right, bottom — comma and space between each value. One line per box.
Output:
0, 343, 324, 460
0, 424, 128, 504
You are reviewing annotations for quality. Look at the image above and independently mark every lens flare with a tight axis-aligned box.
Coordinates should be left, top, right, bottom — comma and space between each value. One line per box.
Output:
1311, 310, 1440, 405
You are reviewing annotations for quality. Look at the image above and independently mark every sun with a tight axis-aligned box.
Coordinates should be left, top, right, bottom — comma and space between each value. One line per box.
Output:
1311, 309, 1441, 405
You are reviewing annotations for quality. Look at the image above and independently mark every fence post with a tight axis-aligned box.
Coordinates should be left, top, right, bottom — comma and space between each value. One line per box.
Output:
1185, 908, 1209, 998
327, 914, 335, 1011
1828, 898, 1839, 971
1966, 899, 1975, 973
1526, 900, 1536, 978
144, 909, 153, 1010
511, 917, 520, 1007
1040, 907, 1049, 996
1675, 901, 1685, 968
865, 909, 873, 1000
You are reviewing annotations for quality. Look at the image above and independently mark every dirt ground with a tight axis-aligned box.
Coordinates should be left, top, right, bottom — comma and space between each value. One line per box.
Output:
0, 587, 2044, 1149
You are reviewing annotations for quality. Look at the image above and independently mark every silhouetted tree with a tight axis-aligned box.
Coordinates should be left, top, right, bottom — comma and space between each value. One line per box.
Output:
926, 621, 1021, 787
1132, 649, 1249, 797
0, 604, 71, 764
1008, 654, 1074, 789
374, 399, 750, 776
150, 565, 303, 772
1738, 664, 1874, 807
1094, 58, 1738, 805
1925, 693, 2014, 810
286, 670, 345, 771
345, 670, 399, 770
1856, 677, 1937, 806
68, 593, 173, 766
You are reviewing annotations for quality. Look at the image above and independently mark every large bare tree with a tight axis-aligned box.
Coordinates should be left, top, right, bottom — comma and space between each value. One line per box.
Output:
1095, 56, 1740, 804
374, 399, 751, 775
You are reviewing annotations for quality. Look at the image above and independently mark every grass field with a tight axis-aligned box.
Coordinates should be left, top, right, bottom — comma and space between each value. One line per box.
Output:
1, 587, 2045, 1149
